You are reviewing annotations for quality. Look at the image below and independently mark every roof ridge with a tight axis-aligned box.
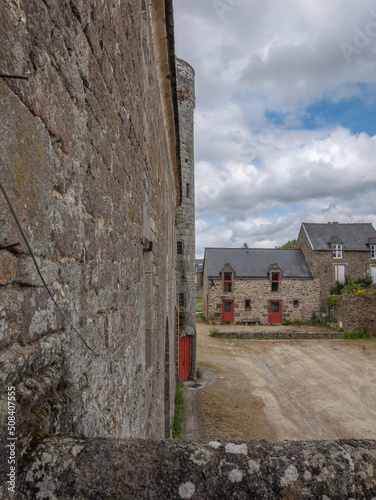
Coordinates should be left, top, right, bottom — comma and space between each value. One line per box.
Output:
205, 247, 300, 250
302, 222, 373, 225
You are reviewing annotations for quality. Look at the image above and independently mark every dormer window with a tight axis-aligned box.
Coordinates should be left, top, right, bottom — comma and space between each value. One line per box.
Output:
332, 244, 342, 259
371, 245, 376, 259
271, 272, 280, 292
223, 272, 232, 292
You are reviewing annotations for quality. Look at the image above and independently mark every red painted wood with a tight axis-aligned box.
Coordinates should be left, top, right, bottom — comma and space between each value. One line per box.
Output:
222, 300, 234, 323
269, 300, 282, 324
179, 336, 191, 382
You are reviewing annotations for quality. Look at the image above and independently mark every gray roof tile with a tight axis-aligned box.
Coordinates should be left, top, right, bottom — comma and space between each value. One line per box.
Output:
204, 248, 313, 279
302, 223, 376, 251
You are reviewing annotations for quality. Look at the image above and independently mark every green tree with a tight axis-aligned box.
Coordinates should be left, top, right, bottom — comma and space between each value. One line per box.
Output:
241, 242, 249, 248
280, 239, 297, 249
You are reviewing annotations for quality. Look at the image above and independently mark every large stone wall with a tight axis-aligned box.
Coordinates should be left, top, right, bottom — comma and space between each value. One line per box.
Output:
0, 0, 182, 492
205, 278, 320, 325
18, 436, 376, 499
335, 295, 376, 334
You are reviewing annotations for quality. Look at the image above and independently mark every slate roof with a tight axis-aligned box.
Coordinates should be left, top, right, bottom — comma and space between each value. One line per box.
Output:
302, 223, 376, 251
204, 248, 313, 279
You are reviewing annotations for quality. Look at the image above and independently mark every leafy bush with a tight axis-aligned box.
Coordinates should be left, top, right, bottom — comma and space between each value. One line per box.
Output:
209, 329, 220, 337
310, 311, 320, 324
179, 312, 186, 330
282, 319, 292, 326
292, 319, 301, 326
359, 277, 373, 288
172, 383, 184, 438
344, 328, 374, 339
196, 366, 203, 379
327, 294, 338, 310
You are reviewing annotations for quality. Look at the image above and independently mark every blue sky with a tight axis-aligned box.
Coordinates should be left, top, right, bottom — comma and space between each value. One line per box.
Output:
173, 0, 376, 257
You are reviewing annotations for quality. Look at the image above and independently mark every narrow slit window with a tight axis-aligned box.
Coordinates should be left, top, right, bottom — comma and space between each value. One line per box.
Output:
271, 272, 279, 292
178, 293, 185, 308
293, 300, 299, 308
223, 272, 232, 292
186, 183, 190, 198
245, 299, 251, 310
177, 241, 183, 255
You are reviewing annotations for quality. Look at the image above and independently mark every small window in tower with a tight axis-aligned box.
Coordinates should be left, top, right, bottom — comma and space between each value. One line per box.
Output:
245, 299, 251, 310
178, 293, 185, 308
186, 183, 190, 198
177, 241, 183, 255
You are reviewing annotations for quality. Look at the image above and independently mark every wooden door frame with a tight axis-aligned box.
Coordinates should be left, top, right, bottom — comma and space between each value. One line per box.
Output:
269, 300, 282, 324
222, 299, 234, 323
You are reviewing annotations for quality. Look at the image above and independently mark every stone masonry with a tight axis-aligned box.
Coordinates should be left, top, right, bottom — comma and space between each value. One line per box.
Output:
19, 436, 376, 499
296, 225, 376, 312
335, 294, 376, 335
175, 58, 196, 380
0, 0, 187, 493
204, 277, 320, 325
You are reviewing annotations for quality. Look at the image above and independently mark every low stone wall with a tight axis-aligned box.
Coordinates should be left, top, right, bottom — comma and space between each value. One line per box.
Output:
18, 437, 376, 499
335, 295, 376, 334
218, 331, 343, 340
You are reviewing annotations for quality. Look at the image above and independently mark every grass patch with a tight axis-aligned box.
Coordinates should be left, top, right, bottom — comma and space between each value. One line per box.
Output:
344, 329, 375, 340
198, 312, 207, 323
209, 329, 220, 338
173, 383, 184, 438
196, 365, 204, 379
196, 297, 203, 313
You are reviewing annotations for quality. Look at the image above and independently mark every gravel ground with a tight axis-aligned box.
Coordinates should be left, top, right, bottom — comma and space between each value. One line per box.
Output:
195, 317, 376, 441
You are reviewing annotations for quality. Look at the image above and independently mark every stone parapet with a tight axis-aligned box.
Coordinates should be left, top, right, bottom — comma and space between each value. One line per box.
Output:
19, 436, 376, 499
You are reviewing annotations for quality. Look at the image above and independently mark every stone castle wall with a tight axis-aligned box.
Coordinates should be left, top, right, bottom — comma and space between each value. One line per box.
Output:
175, 58, 196, 379
205, 278, 320, 325
0, 0, 182, 490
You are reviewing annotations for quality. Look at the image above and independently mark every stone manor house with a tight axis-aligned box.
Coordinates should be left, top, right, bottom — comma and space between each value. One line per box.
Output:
203, 222, 376, 325
0, 0, 196, 492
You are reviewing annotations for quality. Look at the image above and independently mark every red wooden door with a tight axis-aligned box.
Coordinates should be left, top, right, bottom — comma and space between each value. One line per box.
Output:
222, 300, 234, 323
179, 336, 191, 382
269, 300, 282, 324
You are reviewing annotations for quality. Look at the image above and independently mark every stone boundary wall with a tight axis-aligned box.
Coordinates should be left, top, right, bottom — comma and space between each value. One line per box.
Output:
336, 295, 376, 334
19, 437, 376, 499
217, 331, 343, 340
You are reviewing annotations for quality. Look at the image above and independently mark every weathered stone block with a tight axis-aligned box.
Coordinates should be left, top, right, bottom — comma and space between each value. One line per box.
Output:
0, 252, 17, 285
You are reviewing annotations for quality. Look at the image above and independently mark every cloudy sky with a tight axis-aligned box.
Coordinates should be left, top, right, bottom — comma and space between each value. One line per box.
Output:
173, 0, 376, 257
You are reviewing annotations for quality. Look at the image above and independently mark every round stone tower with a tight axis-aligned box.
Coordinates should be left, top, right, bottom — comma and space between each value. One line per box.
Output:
175, 58, 196, 381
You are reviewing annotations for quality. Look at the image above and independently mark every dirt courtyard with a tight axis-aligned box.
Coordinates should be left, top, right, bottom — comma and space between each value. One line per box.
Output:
196, 319, 376, 441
